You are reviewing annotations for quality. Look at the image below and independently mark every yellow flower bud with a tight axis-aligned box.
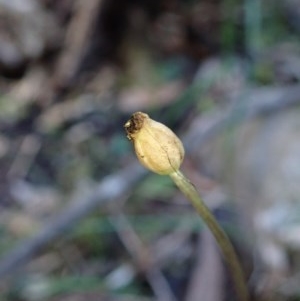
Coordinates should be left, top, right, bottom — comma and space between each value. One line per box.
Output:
124, 112, 184, 175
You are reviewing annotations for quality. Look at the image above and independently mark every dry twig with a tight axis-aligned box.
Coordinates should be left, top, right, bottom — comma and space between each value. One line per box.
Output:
0, 163, 145, 279
109, 210, 177, 301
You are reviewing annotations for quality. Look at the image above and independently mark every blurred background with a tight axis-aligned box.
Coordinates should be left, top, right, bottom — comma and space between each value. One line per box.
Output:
0, 0, 300, 300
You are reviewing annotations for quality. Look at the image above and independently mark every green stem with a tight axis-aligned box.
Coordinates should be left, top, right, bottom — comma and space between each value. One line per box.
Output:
169, 170, 249, 301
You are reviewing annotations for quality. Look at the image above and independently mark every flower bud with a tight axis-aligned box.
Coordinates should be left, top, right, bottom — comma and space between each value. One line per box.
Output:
124, 112, 184, 175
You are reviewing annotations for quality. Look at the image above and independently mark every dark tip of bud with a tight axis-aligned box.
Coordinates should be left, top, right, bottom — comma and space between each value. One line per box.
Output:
124, 112, 148, 140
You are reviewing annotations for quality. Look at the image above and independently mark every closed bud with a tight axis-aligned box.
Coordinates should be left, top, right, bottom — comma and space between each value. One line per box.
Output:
124, 112, 184, 175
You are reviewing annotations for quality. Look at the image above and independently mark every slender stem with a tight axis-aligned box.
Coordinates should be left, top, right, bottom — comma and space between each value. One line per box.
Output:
169, 170, 249, 301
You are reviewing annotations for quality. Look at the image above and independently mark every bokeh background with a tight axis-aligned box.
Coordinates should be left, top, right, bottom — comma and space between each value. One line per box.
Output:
0, 0, 300, 300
